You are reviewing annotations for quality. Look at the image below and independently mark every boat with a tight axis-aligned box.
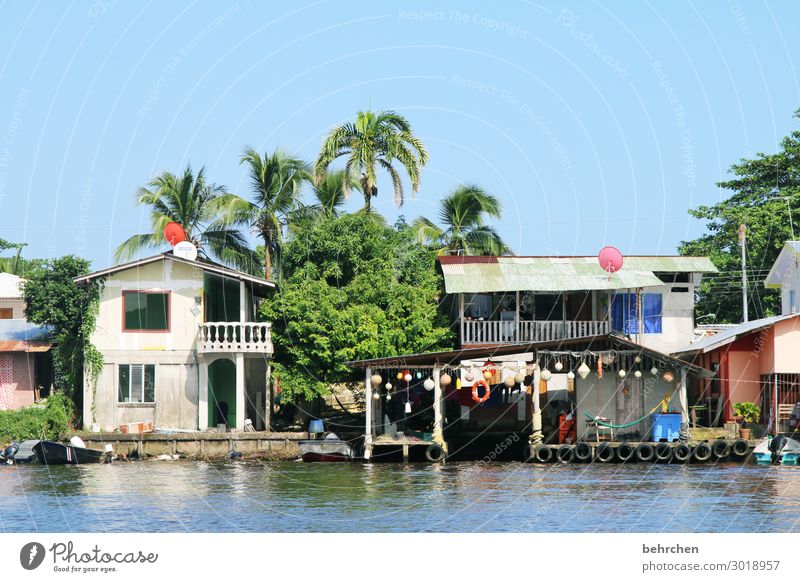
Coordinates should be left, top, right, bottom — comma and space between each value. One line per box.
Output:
0, 440, 40, 464
32, 440, 106, 465
298, 433, 359, 462
753, 434, 800, 465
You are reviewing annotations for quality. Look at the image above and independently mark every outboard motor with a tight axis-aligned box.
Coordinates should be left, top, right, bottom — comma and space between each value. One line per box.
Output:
1, 442, 19, 464
769, 433, 787, 464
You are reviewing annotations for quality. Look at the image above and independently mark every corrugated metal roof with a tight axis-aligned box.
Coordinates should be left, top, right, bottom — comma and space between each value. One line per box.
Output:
438, 255, 717, 294
672, 313, 799, 355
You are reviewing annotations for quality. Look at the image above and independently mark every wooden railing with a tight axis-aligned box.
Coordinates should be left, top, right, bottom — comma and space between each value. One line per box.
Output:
461, 319, 609, 345
197, 322, 273, 353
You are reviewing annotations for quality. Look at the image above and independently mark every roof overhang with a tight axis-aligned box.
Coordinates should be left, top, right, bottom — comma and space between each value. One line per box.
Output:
74, 253, 276, 294
346, 333, 713, 378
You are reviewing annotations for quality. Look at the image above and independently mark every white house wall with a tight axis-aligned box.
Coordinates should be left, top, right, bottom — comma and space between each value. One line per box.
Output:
0, 298, 25, 319
637, 283, 697, 353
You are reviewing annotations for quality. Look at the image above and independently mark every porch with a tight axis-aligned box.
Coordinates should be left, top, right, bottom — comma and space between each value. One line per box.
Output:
462, 318, 609, 345
197, 321, 273, 354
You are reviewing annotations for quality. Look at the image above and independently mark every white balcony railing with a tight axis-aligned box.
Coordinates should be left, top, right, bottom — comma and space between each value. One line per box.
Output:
461, 319, 609, 346
197, 322, 273, 354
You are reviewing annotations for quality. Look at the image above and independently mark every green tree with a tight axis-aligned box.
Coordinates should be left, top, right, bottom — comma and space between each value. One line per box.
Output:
235, 147, 311, 279
115, 165, 260, 274
0, 238, 26, 275
411, 184, 507, 255
21, 256, 101, 417
315, 110, 429, 211
679, 110, 800, 323
261, 214, 453, 400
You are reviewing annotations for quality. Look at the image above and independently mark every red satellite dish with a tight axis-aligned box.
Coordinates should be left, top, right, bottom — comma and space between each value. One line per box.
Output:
598, 246, 623, 273
164, 222, 186, 246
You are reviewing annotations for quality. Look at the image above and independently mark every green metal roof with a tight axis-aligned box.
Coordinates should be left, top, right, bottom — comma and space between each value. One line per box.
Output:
439, 256, 717, 294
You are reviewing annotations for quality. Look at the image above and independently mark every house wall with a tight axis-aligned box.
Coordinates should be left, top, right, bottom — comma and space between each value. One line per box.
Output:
10, 352, 36, 409
771, 317, 800, 373
575, 371, 683, 440
726, 349, 762, 405
86, 258, 205, 430
637, 283, 696, 354
0, 298, 25, 319
777, 260, 800, 315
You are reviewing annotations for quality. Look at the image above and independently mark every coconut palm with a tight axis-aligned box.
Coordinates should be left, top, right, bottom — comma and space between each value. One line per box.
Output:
236, 147, 311, 279
115, 165, 260, 274
315, 109, 429, 211
0, 239, 26, 274
411, 184, 507, 256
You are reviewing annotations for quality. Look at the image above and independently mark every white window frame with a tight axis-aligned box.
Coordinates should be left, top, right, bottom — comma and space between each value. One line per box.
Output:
118, 364, 156, 404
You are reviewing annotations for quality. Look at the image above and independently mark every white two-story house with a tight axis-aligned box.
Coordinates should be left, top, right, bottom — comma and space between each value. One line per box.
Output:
76, 251, 274, 432
765, 241, 800, 314
438, 254, 717, 354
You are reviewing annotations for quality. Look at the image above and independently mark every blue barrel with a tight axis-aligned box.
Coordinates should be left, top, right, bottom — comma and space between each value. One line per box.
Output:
308, 419, 324, 434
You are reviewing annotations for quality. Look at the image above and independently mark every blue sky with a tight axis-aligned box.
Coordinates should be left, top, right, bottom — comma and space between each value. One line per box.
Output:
1, 1, 799, 269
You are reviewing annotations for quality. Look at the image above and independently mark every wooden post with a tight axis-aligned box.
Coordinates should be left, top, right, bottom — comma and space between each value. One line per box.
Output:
364, 367, 373, 460
515, 290, 520, 342
459, 293, 465, 346
679, 367, 689, 438
531, 355, 542, 444
432, 364, 446, 453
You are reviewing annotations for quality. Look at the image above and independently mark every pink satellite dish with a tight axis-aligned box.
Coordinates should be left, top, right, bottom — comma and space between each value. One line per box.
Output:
164, 222, 186, 246
598, 246, 623, 273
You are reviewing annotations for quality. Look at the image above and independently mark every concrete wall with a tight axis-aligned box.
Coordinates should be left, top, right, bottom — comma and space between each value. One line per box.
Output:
727, 349, 762, 404
3, 352, 36, 409
637, 283, 697, 354
772, 317, 800, 373
0, 298, 25, 319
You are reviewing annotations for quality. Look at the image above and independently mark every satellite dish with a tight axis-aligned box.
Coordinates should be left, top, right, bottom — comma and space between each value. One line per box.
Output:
173, 241, 198, 261
598, 246, 623, 273
164, 222, 186, 246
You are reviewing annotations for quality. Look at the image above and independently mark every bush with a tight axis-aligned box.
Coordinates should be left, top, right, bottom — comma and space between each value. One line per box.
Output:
0, 393, 75, 444
732, 401, 761, 424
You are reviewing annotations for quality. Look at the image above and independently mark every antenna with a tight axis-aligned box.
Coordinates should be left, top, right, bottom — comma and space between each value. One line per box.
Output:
775, 196, 796, 240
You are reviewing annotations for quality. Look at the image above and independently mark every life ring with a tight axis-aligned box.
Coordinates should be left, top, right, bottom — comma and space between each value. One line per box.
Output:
471, 379, 491, 404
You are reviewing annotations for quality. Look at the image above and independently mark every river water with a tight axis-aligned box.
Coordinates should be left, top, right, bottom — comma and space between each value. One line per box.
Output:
1, 461, 798, 532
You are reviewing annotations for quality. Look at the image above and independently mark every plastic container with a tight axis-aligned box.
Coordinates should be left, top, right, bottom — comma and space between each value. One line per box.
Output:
650, 413, 681, 442
558, 414, 576, 444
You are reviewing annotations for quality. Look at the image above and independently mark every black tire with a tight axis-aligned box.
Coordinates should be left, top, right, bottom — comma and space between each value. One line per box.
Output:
425, 443, 445, 463
595, 443, 614, 463
635, 443, 655, 463
693, 442, 712, 463
534, 445, 554, 463
711, 439, 730, 460
673, 443, 692, 462
731, 439, 749, 458
655, 442, 673, 463
556, 445, 575, 464
574, 442, 592, 462
523, 443, 536, 463
616, 443, 635, 462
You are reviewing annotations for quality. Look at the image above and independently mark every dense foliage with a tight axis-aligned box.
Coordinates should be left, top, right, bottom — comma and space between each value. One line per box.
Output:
260, 214, 454, 400
21, 256, 102, 412
680, 110, 800, 323
0, 393, 74, 443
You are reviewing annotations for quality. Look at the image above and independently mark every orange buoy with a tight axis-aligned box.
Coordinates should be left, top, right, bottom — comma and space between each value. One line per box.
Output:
471, 379, 491, 404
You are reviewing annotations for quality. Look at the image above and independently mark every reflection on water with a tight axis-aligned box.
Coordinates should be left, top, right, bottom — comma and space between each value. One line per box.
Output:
1, 461, 798, 533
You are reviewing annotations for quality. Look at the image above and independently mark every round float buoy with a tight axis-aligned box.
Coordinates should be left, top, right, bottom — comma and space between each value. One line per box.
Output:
534, 445, 554, 463
556, 445, 575, 464
595, 443, 614, 463
731, 439, 749, 458
574, 442, 592, 462
635, 443, 655, 463
673, 443, 692, 462
425, 443, 445, 463
693, 442, 712, 463
711, 439, 730, 460
655, 442, 673, 463
616, 443, 635, 463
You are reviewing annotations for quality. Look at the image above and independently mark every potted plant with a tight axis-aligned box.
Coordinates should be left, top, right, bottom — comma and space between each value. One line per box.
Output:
732, 402, 760, 440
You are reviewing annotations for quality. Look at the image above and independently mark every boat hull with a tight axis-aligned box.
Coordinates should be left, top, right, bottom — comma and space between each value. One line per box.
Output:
33, 441, 105, 465
298, 438, 358, 462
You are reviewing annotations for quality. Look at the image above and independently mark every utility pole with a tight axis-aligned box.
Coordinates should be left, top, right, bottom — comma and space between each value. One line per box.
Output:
739, 223, 748, 323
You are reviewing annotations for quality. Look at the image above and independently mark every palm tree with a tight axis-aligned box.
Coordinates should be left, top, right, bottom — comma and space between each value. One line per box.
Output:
411, 184, 507, 256
0, 239, 26, 274
237, 147, 311, 279
315, 109, 429, 211
115, 165, 260, 274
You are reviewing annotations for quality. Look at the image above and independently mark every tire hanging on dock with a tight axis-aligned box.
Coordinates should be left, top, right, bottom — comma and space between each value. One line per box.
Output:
655, 442, 673, 463
523, 443, 536, 463
616, 442, 635, 463
534, 445, 554, 463
673, 443, 692, 462
731, 439, 749, 458
692, 442, 712, 463
595, 443, 614, 463
556, 445, 574, 464
425, 443, 445, 463
711, 439, 730, 460
635, 443, 655, 463
574, 442, 592, 462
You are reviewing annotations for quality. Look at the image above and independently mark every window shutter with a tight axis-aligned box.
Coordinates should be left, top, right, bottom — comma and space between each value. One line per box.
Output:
131, 364, 144, 403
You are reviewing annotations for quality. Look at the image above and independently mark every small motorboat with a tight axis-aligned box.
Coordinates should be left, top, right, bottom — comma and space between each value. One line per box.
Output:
753, 434, 800, 465
33, 439, 106, 465
1, 440, 41, 464
299, 433, 359, 462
